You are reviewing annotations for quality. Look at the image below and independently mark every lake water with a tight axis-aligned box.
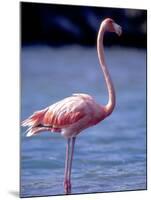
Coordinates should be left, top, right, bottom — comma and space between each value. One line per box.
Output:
21, 45, 146, 197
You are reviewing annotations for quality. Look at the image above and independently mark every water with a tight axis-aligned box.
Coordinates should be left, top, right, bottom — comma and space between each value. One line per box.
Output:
21, 45, 146, 197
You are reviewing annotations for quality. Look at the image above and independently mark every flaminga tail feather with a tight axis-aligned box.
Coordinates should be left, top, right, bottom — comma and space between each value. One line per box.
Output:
26, 129, 34, 137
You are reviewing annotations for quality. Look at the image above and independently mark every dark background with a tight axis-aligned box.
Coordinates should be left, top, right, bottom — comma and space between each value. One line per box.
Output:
21, 2, 147, 48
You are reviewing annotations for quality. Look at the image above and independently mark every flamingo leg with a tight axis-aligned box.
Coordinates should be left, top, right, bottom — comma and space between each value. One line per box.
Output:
64, 137, 76, 194
64, 138, 71, 194
68, 137, 76, 192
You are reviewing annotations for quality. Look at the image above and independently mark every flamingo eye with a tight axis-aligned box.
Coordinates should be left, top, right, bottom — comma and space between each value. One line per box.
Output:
109, 20, 113, 24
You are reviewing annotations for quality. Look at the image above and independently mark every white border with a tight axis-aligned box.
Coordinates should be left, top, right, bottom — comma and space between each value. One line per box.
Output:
0, 0, 150, 199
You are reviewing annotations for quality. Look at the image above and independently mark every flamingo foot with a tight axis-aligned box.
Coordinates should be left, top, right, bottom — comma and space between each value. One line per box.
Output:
64, 179, 71, 194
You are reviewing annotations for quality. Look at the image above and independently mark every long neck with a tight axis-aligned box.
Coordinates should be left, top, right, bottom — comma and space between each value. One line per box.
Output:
97, 24, 116, 116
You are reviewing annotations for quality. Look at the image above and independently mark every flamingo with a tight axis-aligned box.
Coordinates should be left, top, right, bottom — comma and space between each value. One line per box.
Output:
22, 18, 122, 194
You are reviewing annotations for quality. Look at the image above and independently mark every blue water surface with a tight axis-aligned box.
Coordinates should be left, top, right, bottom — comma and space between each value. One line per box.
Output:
21, 45, 146, 197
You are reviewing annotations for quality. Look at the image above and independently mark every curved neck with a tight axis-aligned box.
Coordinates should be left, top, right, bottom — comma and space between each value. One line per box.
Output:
97, 24, 116, 116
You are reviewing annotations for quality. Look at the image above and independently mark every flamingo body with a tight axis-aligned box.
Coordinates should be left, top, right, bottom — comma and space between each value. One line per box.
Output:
22, 93, 106, 138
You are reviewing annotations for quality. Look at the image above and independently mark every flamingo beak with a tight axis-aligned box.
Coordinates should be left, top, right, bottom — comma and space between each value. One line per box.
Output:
113, 22, 122, 36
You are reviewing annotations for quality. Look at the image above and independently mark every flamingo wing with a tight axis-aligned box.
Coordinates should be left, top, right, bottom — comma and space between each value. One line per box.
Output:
43, 94, 88, 128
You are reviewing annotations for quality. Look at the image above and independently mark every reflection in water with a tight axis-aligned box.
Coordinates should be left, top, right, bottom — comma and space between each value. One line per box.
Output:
21, 45, 146, 197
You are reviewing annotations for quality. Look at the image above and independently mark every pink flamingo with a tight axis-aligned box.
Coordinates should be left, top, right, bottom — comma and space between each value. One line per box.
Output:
22, 18, 122, 194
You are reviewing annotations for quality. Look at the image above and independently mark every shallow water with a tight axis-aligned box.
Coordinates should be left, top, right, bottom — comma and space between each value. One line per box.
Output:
21, 45, 146, 197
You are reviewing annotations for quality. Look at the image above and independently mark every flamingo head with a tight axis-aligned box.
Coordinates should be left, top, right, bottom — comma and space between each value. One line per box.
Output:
102, 18, 122, 36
